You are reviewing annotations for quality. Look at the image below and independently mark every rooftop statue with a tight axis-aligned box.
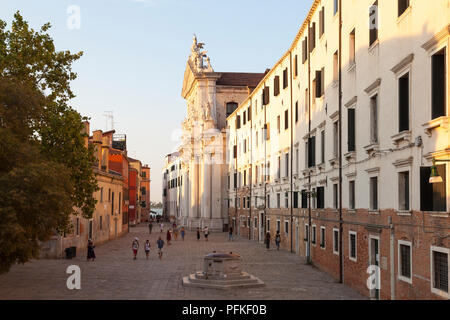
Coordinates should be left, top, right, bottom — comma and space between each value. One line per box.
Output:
190, 34, 214, 73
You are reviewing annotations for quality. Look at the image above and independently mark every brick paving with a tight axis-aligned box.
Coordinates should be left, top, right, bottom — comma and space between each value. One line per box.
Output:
0, 223, 365, 300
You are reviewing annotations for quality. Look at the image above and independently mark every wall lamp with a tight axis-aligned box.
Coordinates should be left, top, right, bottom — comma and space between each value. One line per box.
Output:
429, 159, 450, 184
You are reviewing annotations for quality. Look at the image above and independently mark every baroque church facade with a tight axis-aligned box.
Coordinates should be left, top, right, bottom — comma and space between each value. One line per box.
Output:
162, 36, 264, 231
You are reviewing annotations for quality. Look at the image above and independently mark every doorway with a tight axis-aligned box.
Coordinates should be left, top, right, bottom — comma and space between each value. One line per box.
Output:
369, 235, 380, 300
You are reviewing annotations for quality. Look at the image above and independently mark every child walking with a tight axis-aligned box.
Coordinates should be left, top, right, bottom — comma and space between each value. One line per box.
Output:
145, 240, 151, 259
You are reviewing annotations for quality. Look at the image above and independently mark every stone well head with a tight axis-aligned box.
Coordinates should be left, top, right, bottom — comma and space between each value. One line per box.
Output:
202, 252, 243, 280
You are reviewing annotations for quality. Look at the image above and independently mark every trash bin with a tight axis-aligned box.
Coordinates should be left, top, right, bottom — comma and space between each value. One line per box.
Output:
65, 247, 73, 259
70, 246, 77, 258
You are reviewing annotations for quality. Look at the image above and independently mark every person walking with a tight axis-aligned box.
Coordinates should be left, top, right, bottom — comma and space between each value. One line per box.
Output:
265, 232, 271, 250
180, 226, 186, 241
166, 229, 172, 245
196, 228, 200, 241
148, 222, 153, 234
173, 227, 179, 241
87, 239, 96, 261
203, 226, 209, 241
157, 237, 164, 260
275, 231, 281, 251
144, 240, 151, 260
228, 226, 233, 241
132, 237, 139, 260
160, 222, 164, 233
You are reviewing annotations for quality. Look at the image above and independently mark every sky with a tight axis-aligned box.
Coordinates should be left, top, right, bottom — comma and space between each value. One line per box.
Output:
0, 0, 311, 202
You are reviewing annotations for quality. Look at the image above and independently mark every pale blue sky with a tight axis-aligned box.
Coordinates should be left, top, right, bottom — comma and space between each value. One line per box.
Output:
0, 0, 310, 202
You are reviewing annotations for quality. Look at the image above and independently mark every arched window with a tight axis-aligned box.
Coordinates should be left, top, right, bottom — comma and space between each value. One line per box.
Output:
226, 102, 238, 118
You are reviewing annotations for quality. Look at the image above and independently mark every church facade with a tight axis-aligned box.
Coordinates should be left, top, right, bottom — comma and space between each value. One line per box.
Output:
162, 36, 264, 231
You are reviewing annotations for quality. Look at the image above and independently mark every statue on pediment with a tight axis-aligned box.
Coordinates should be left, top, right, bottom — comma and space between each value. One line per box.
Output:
189, 34, 213, 73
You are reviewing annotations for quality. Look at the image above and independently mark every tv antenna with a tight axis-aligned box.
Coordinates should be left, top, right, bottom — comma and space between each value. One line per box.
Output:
103, 110, 114, 131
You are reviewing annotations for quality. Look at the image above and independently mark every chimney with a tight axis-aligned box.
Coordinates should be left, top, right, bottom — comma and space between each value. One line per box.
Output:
81, 121, 90, 148
93, 130, 103, 169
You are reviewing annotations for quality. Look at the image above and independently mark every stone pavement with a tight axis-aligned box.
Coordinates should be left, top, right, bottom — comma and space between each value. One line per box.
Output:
0, 223, 366, 300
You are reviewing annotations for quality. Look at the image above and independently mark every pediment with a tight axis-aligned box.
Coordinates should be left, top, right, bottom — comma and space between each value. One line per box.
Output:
181, 61, 197, 99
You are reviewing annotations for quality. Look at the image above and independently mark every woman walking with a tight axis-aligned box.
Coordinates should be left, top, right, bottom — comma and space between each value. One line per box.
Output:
160, 222, 164, 233
275, 231, 281, 251
265, 232, 271, 250
173, 227, 179, 241
196, 228, 200, 241
166, 229, 172, 245
132, 237, 139, 260
87, 239, 96, 262
180, 226, 186, 241
203, 226, 209, 241
144, 240, 151, 260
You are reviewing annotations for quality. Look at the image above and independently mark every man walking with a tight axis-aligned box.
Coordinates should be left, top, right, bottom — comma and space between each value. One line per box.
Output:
228, 226, 233, 241
148, 222, 153, 234
275, 231, 281, 250
203, 226, 209, 241
160, 222, 164, 233
157, 237, 164, 260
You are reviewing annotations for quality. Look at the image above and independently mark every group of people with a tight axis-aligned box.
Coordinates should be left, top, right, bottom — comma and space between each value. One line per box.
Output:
131, 237, 165, 260
196, 226, 209, 241
265, 231, 282, 250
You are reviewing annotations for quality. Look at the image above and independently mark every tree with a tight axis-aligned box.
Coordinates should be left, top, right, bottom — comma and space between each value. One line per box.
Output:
0, 12, 98, 273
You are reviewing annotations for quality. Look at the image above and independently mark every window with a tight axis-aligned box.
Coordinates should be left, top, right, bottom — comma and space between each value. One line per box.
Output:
247, 106, 251, 121
244, 170, 247, 187
277, 116, 281, 133
285, 192, 289, 208
398, 0, 410, 17
277, 156, 281, 179
369, 1, 378, 46
399, 72, 410, 132
308, 136, 316, 167
108, 188, 111, 202
420, 165, 447, 212
320, 227, 326, 248
243, 111, 246, 125
100, 187, 103, 202
293, 192, 299, 208
304, 224, 309, 242
285, 109, 289, 130
267, 194, 271, 209
333, 184, 339, 209
301, 190, 308, 209
349, 180, 356, 210
226, 102, 238, 118
334, 0, 338, 15
263, 86, 270, 105
236, 115, 241, 129
321, 130, 325, 164
285, 153, 289, 178
312, 225, 317, 245
255, 131, 258, 147
348, 108, 356, 152
277, 193, 281, 209
316, 68, 324, 97
309, 23, 316, 52
370, 94, 378, 143
296, 148, 299, 174
333, 121, 339, 158
398, 241, 412, 283
305, 88, 309, 112
432, 48, 447, 119
283, 68, 288, 89
398, 171, 410, 211
295, 101, 299, 123
319, 7, 325, 37
431, 246, 449, 297
285, 221, 289, 234
274, 76, 280, 96
349, 29, 356, 64
265, 123, 270, 140
276, 220, 281, 233
247, 197, 250, 209
267, 219, 271, 231
317, 186, 325, 209
255, 166, 259, 184
370, 177, 378, 211
76, 218, 80, 236
349, 231, 357, 261
333, 228, 339, 254
100, 215, 103, 230
294, 55, 298, 77
302, 37, 308, 63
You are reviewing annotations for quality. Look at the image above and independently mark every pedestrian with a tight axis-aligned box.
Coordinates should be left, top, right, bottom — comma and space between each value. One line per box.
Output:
275, 231, 281, 251
166, 229, 172, 245
228, 226, 233, 241
145, 240, 151, 260
196, 227, 200, 241
203, 226, 209, 241
180, 226, 186, 241
148, 222, 153, 234
265, 232, 271, 250
173, 227, 179, 241
87, 239, 96, 261
132, 237, 139, 260
160, 222, 164, 233
157, 237, 164, 260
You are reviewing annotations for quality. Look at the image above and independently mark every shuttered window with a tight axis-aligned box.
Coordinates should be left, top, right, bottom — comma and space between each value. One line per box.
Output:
301, 190, 308, 209
263, 86, 270, 105
308, 136, 316, 167
348, 108, 356, 152
284, 109, 289, 130
302, 38, 308, 63
317, 186, 325, 209
283, 68, 288, 89
432, 48, 446, 119
294, 55, 298, 76
274, 76, 280, 96
309, 23, 316, 52
319, 7, 325, 37
236, 115, 241, 129
399, 73, 410, 132
295, 101, 299, 123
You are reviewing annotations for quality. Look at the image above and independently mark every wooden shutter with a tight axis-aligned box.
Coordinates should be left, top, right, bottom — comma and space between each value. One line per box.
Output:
315, 70, 322, 98
274, 76, 280, 96
283, 68, 288, 88
247, 107, 251, 121
294, 55, 298, 76
263, 86, 270, 105
302, 38, 308, 63
348, 108, 355, 152
285, 109, 289, 130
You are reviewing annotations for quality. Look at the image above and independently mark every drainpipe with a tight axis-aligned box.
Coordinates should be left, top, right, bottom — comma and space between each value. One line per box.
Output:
307, 19, 312, 265
249, 98, 253, 241
338, 0, 344, 284
389, 216, 396, 300
264, 84, 267, 238
289, 51, 294, 253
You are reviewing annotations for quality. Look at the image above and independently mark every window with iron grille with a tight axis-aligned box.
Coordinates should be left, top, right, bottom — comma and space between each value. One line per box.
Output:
399, 242, 412, 281
320, 227, 325, 248
304, 224, 309, 242
333, 229, 339, 254
432, 249, 449, 294
312, 225, 316, 245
